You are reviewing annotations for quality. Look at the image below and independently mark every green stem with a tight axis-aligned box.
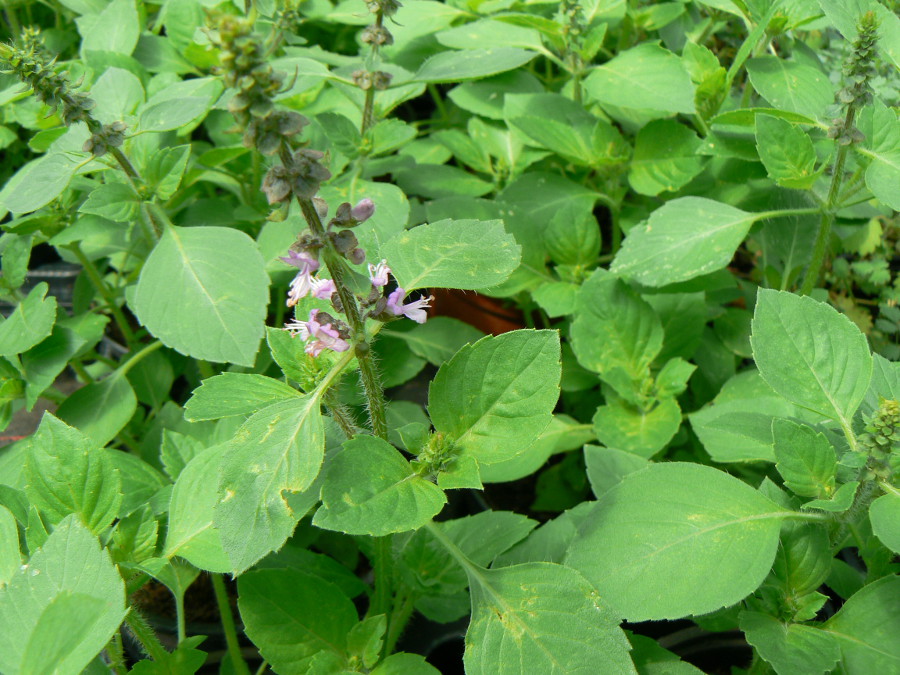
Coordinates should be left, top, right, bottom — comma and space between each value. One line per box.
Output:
67, 245, 136, 346
254, 661, 270, 675
119, 340, 163, 377
211, 574, 252, 675
3, 6, 21, 37
383, 587, 416, 657
367, 536, 393, 620
106, 630, 127, 675
360, 10, 385, 135
125, 608, 168, 662
175, 592, 186, 645
799, 107, 856, 296
427, 83, 449, 126
879, 481, 900, 497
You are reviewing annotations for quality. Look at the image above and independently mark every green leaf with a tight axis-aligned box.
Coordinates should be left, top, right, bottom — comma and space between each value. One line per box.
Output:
20, 592, 110, 675
23, 414, 122, 534
238, 568, 357, 673
55, 371, 137, 447
592, 396, 681, 458
77, 0, 140, 55
317, 112, 362, 158
584, 43, 695, 114
479, 413, 593, 484
371, 653, 441, 675
381, 219, 521, 291
463, 562, 635, 674
822, 574, 900, 672
801, 481, 858, 512
690, 370, 796, 463
0, 516, 126, 675
429, 330, 561, 465
22, 317, 103, 409
571, 270, 663, 378
772, 419, 837, 498
857, 101, 900, 211
132, 226, 269, 366
0, 153, 82, 215
532, 282, 579, 318
215, 396, 324, 573
395, 164, 493, 199
611, 197, 759, 287
584, 445, 649, 498
751, 290, 872, 429
566, 463, 788, 620
628, 119, 705, 196
381, 318, 484, 366
869, 493, 900, 554
0, 283, 57, 356
740, 611, 840, 675
138, 78, 222, 133
184, 373, 301, 421
745, 57, 834, 121
755, 115, 819, 189
89, 67, 145, 124
144, 145, 192, 200
412, 48, 538, 83
129, 636, 208, 675
164, 446, 230, 573
0, 505, 20, 587
313, 435, 446, 536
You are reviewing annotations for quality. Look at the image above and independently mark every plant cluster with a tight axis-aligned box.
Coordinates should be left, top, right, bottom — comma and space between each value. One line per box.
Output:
0, 0, 898, 674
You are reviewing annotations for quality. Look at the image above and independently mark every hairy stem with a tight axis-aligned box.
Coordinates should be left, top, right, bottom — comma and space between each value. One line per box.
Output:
125, 608, 168, 662
800, 106, 856, 295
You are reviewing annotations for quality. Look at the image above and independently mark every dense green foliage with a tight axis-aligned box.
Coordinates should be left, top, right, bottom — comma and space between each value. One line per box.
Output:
0, 0, 898, 673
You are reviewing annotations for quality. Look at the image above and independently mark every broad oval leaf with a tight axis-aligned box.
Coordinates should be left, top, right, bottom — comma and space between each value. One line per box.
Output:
463, 562, 636, 675
570, 270, 663, 378
0, 283, 57, 357
164, 445, 230, 573
0, 516, 126, 675
750, 290, 872, 429
429, 330, 561, 466
215, 396, 324, 573
54, 372, 137, 448
584, 43, 695, 114
412, 48, 538, 83
313, 435, 446, 536
132, 226, 269, 366
238, 568, 358, 674
740, 611, 840, 675
381, 219, 521, 291
822, 574, 900, 672
745, 57, 834, 121
611, 197, 758, 287
184, 372, 301, 421
869, 493, 900, 554
566, 463, 788, 620
0, 153, 81, 215
23, 414, 122, 534
628, 119, 705, 196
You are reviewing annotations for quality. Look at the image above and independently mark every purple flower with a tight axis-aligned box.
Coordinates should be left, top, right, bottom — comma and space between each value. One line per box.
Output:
309, 277, 336, 300
281, 251, 320, 307
368, 259, 391, 287
351, 198, 375, 222
386, 287, 433, 324
284, 309, 350, 356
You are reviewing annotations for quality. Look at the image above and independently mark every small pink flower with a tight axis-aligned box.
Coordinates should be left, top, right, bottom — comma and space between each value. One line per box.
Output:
368, 259, 391, 287
309, 277, 336, 300
284, 309, 349, 356
386, 287, 433, 324
281, 251, 320, 307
